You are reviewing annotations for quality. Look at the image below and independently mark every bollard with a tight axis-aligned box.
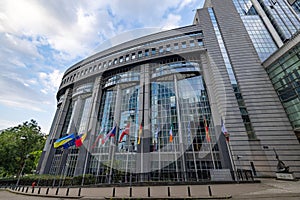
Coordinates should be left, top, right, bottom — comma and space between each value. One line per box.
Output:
18, 186, 21, 191
21, 186, 24, 192
148, 187, 151, 197
78, 187, 81, 196
38, 187, 41, 194
208, 186, 212, 196
46, 187, 49, 195
129, 187, 132, 197
55, 187, 59, 195
167, 187, 171, 197
187, 186, 191, 197
31, 187, 35, 193
25, 187, 29, 193
66, 187, 69, 196
112, 187, 115, 197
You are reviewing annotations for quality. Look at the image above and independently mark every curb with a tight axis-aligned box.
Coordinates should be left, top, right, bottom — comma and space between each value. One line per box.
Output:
6, 188, 83, 199
235, 193, 300, 199
103, 196, 232, 200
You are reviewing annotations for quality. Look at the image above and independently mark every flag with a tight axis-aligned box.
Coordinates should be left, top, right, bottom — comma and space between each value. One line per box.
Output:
221, 118, 230, 142
92, 134, 104, 149
169, 124, 173, 143
54, 133, 75, 148
119, 123, 130, 143
138, 123, 142, 145
75, 133, 87, 147
204, 117, 211, 142
103, 125, 117, 144
92, 128, 105, 149
62, 138, 75, 149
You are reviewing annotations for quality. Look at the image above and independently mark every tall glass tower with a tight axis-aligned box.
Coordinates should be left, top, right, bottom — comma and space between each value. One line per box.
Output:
231, 0, 300, 61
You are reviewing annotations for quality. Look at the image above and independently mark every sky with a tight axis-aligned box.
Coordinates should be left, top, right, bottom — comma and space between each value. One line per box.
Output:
0, 0, 204, 134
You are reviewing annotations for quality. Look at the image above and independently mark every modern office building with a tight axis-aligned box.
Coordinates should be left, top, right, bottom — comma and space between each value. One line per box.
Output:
288, 0, 300, 14
38, 0, 300, 183
263, 31, 300, 142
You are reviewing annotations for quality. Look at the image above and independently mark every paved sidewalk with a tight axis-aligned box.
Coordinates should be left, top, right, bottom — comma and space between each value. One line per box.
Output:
6, 178, 300, 199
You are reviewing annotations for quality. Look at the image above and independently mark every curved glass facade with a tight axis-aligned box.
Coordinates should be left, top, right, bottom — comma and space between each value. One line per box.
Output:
39, 0, 300, 185
83, 60, 221, 183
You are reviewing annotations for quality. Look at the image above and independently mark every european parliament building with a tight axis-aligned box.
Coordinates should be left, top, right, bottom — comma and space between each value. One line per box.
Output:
38, 0, 300, 183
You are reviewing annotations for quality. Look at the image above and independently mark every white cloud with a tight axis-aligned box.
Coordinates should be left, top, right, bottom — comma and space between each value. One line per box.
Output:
39, 69, 64, 95
0, 75, 49, 111
177, 0, 197, 11
161, 14, 182, 30
0, 119, 20, 131
0, 0, 204, 136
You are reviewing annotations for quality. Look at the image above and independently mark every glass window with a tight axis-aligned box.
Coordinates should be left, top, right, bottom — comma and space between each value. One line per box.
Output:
145, 49, 149, 56
190, 40, 195, 47
174, 43, 179, 50
166, 45, 171, 52
159, 46, 164, 54
120, 56, 124, 63
125, 55, 130, 61
108, 60, 112, 66
132, 53, 136, 60
182, 42, 186, 48
113, 59, 118, 65
151, 48, 156, 55
197, 39, 204, 46
138, 51, 142, 58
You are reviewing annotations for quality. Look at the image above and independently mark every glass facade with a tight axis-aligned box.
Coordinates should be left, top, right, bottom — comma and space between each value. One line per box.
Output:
49, 83, 93, 176
290, 0, 300, 14
233, 0, 278, 61
266, 43, 300, 132
84, 60, 222, 183
208, 8, 256, 139
258, 0, 300, 41
39, 0, 300, 184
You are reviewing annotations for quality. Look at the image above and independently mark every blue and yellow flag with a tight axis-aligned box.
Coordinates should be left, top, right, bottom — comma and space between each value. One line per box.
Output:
54, 134, 75, 148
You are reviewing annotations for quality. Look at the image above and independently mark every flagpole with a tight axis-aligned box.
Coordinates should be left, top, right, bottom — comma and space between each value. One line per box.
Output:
226, 140, 239, 182
209, 138, 216, 169
125, 139, 130, 183
189, 122, 199, 181
205, 117, 216, 169
173, 135, 179, 181
95, 137, 103, 184
222, 118, 238, 182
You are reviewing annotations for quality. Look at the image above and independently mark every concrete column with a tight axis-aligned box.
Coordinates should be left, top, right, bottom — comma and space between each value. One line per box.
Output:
108, 84, 122, 183
39, 88, 72, 174
137, 64, 151, 181
174, 75, 187, 181
74, 76, 103, 176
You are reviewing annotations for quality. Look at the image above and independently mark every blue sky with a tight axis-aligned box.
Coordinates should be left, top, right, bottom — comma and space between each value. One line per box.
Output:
0, 0, 204, 134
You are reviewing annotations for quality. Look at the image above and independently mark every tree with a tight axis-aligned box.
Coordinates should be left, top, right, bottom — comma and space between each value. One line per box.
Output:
0, 119, 46, 178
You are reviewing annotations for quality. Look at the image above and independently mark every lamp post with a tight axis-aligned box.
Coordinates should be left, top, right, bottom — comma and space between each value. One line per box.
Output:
16, 154, 29, 186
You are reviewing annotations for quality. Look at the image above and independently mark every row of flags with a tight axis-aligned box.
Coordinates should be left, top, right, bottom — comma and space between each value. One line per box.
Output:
53, 133, 87, 149
54, 117, 230, 149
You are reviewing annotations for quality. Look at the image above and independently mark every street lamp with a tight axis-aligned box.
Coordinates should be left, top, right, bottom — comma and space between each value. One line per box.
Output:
16, 154, 29, 186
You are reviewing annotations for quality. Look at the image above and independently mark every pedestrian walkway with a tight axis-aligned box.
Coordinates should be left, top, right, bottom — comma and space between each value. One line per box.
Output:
5, 178, 300, 199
